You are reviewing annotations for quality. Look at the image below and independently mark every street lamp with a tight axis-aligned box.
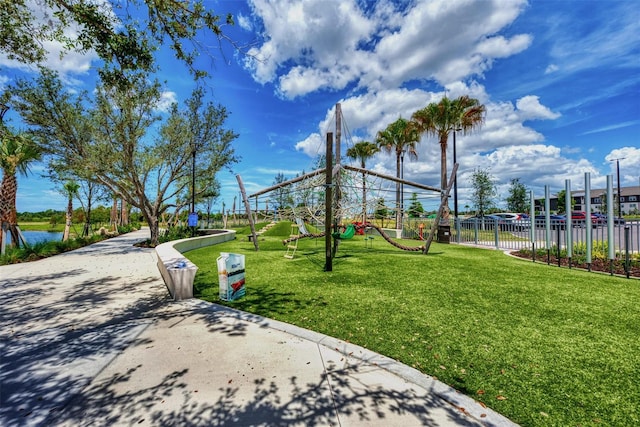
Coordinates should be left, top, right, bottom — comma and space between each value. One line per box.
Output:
611, 158, 624, 217
452, 127, 462, 219
400, 148, 406, 229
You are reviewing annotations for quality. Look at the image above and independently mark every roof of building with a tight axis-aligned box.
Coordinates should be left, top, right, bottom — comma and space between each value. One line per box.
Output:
571, 185, 639, 197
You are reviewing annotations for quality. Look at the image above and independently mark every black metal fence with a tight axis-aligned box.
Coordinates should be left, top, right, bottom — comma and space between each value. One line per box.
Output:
402, 216, 639, 278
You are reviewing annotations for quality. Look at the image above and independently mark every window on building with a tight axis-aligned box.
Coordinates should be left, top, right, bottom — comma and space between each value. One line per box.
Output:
629, 196, 638, 202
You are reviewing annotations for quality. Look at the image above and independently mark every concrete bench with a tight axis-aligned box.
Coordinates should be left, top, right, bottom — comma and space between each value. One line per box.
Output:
156, 229, 236, 300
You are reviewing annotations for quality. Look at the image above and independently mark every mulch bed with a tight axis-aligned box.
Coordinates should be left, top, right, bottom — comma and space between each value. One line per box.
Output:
510, 250, 640, 279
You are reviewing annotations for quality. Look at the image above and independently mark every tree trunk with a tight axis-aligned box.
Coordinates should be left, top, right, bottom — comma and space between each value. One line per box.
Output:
63, 197, 72, 241
148, 215, 160, 247
0, 173, 24, 249
395, 152, 401, 229
83, 197, 92, 237
110, 197, 118, 230
120, 198, 128, 225
440, 136, 450, 220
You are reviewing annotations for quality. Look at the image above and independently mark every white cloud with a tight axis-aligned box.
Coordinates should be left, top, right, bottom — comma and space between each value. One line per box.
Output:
156, 91, 178, 113
0, 75, 8, 91
295, 132, 324, 158
515, 95, 561, 121
0, 0, 104, 79
605, 147, 640, 185
291, 82, 571, 204
237, 12, 252, 31
580, 120, 640, 136
547, 1, 640, 73
244, 0, 530, 99
545, 64, 559, 74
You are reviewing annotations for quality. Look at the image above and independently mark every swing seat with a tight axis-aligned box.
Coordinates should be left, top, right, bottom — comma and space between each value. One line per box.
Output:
332, 224, 356, 240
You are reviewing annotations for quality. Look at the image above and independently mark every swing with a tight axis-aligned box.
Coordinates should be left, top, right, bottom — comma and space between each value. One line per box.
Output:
332, 224, 356, 240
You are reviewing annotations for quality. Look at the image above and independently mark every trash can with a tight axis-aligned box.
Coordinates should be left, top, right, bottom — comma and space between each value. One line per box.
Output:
437, 225, 451, 244
217, 253, 246, 301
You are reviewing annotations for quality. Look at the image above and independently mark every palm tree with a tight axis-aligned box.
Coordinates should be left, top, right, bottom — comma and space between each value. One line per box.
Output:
411, 95, 485, 219
375, 117, 420, 229
62, 180, 80, 241
346, 141, 379, 224
0, 130, 41, 249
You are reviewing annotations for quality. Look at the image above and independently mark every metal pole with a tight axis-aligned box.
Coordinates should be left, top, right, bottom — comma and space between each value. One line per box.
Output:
529, 190, 535, 262
401, 149, 405, 232
545, 185, 551, 264
585, 173, 592, 271
616, 159, 622, 218
565, 179, 572, 268
453, 129, 459, 219
624, 225, 630, 279
325, 132, 333, 272
191, 149, 196, 213
606, 175, 615, 275
237, 174, 259, 251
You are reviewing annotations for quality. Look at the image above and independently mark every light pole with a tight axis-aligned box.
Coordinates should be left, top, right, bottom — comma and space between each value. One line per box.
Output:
452, 127, 461, 219
400, 148, 406, 229
611, 158, 624, 217
188, 146, 198, 235
191, 148, 196, 213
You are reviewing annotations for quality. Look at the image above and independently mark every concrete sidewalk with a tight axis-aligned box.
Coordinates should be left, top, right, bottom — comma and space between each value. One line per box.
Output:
1, 229, 517, 426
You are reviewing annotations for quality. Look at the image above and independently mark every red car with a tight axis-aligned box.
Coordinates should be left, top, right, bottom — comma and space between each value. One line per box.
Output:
571, 211, 603, 225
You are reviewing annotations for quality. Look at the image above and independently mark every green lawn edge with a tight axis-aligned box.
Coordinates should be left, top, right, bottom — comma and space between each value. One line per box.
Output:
186, 224, 640, 427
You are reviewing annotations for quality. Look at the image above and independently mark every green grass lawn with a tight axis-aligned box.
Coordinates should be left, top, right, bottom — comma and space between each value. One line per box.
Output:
187, 222, 640, 427
19, 221, 65, 232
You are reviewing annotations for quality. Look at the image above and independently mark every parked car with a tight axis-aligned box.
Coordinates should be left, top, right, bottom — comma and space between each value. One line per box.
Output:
460, 214, 502, 230
570, 211, 616, 227
493, 212, 522, 222
592, 213, 626, 225
534, 214, 566, 230
493, 213, 527, 230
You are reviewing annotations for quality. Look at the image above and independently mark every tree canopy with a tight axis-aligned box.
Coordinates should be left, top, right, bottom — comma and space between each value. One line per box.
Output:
506, 178, 528, 213
0, 0, 237, 82
470, 168, 496, 217
8, 70, 238, 245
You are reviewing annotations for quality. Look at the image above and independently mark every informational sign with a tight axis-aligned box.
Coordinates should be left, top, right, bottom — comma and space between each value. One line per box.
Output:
188, 212, 198, 227
217, 253, 246, 301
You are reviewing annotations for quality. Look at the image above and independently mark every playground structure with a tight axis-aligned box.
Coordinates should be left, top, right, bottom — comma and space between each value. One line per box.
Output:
239, 103, 457, 271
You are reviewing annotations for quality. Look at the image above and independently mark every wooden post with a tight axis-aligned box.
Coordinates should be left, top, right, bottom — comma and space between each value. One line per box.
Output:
325, 132, 333, 272
423, 163, 458, 254
237, 174, 259, 251
333, 103, 342, 258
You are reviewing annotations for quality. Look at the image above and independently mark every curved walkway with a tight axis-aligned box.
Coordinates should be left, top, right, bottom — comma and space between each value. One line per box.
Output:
0, 229, 517, 427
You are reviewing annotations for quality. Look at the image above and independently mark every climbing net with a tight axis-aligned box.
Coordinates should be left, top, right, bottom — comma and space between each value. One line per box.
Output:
249, 166, 399, 226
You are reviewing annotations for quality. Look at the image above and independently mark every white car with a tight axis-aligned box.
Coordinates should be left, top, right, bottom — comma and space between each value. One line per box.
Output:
493, 213, 530, 231
493, 212, 522, 222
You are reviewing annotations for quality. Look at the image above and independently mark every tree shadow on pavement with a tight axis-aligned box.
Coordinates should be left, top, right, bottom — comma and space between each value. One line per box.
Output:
48, 356, 481, 427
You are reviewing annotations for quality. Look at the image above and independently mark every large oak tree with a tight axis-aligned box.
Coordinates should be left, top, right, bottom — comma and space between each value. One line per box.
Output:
10, 70, 238, 245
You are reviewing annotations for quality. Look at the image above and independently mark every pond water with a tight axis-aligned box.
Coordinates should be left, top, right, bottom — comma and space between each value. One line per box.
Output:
15, 230, 64, 245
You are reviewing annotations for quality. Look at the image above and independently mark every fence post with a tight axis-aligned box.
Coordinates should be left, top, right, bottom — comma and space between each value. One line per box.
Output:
530, 190, 536, 262
545, 185, 551, 265
606, 175, 615, 275
585, 173, 592, 271
565, 179, 572, 268
624, 225, 630, 279
474, 218, 479, 244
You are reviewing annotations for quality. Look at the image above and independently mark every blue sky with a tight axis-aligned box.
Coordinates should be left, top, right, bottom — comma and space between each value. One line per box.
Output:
1, 0, 639, 214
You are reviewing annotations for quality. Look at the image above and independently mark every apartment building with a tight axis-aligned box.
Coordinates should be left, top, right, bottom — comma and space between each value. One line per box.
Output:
572, 185, 640, 215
